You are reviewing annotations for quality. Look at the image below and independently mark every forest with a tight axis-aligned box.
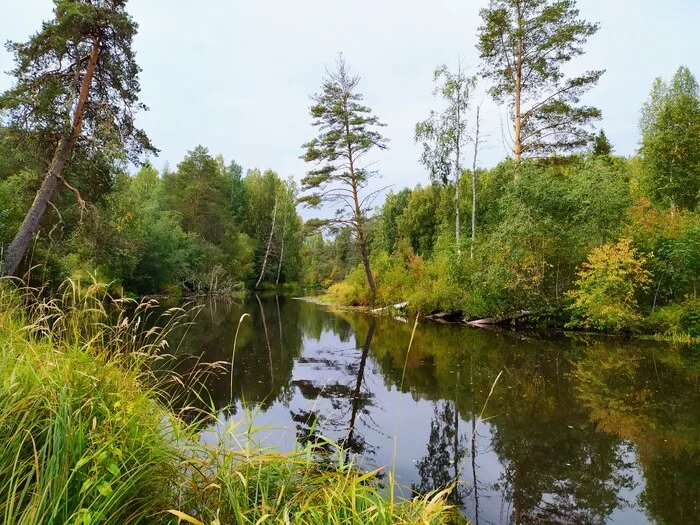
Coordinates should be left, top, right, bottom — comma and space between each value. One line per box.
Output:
0, 1, 698, 337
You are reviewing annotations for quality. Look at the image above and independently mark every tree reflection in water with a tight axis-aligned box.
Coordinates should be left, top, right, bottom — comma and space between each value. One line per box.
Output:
413, 400, 468, 506
160, 296, 698, 525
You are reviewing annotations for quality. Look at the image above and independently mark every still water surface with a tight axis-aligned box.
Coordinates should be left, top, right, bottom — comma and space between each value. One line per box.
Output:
169, 295, 698, 525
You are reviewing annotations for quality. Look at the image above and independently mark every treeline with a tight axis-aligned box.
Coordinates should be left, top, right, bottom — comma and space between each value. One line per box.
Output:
1, 0, 698, 337
307, 66, 699, 336
0, 142, 303, 295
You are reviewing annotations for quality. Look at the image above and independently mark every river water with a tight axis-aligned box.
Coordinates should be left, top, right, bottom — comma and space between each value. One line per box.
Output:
167, 295, 699, 525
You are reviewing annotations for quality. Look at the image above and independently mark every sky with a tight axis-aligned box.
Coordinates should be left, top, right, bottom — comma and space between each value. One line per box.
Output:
1, 0, 699, 202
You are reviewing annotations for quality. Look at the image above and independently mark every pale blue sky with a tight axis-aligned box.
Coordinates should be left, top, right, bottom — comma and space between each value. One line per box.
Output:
1, 0, 699, 194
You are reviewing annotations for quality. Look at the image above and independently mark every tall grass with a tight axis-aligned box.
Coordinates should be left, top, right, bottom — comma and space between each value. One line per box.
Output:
0, 279, 457, 524
0, 281, 186, 524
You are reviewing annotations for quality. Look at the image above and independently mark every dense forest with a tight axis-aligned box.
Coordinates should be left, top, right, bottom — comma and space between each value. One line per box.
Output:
0, 0, 698, 338
0, 142, 303, 294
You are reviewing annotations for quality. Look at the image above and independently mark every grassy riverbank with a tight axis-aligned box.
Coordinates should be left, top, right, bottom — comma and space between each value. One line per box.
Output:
0, 282, 457, 524
316, 283, 700, 343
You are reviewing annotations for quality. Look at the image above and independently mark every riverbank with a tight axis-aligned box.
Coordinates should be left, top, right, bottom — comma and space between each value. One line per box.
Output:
0, 283, 457, 524
307, 290, 700, 343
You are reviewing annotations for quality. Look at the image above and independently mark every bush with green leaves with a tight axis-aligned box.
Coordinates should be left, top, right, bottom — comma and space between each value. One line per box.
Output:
568, 238, 651, 331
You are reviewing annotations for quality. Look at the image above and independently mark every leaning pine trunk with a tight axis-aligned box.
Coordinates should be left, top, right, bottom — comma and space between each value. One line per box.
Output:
1, 37, 100, 277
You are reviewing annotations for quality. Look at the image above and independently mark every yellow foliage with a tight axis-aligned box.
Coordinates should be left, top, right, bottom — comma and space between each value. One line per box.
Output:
568, 238, 651, 331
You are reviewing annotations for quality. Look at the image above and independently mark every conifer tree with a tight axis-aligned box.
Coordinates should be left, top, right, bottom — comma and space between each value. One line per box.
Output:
301, 55, 388, 295
0, 0, 155, 276
477, 0, 603, 166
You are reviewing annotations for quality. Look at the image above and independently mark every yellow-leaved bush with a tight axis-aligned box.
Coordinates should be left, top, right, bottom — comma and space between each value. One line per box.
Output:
567, 238, 651, 331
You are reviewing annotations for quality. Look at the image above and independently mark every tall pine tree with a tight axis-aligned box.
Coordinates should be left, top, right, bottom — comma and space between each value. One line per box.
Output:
477, 0, 603, 166
0, 0, 155, 276
301, 55, 388, 295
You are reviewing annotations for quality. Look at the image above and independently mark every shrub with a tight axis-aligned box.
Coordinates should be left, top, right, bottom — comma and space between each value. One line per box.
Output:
567, 238, 651, 331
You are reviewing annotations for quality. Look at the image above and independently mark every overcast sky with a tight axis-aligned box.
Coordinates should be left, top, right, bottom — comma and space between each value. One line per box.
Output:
1, 0, 699, 199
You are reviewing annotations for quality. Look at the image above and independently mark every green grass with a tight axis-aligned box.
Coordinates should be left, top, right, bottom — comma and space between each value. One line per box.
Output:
0, 280, 458, 524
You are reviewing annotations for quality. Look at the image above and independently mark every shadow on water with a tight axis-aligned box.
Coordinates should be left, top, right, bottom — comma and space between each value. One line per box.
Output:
164, 295, 699, 525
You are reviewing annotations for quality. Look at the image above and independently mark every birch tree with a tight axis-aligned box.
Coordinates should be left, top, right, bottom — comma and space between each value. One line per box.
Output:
415, 63, 476, 258
255, 194, 278, 289
639, 66, 700, 212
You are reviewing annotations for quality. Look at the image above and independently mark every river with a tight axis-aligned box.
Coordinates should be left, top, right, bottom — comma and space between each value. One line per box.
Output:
164, 294, 699, 525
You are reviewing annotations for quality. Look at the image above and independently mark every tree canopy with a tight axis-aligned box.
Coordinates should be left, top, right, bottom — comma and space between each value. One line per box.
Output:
477, 0, 604, 162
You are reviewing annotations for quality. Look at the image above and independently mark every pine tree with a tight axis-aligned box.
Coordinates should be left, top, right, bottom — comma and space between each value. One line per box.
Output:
0, 0, 155, 276
300, 55, 388, 295
477, 0, 604, 166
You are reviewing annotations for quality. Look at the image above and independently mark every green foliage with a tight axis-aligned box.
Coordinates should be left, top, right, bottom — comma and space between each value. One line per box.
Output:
371, 188, 410, 254
0, 170, 35, 246
301, 55, 388, 295
163, 146, 231, 246
415, 64, 476, 185
0, 0, 156, 163
0, 284, 182, 524
396, 184, 443, 256
646, 299, 700, 341
309, 150, 698, 336
592, 130, 613, 156
71, 166, 201, 294
626, 199, 700, 309
477, 0, 603, 157
328, 265, 374, 306
300, 56, 388, 211
567, 238, 651, 331
59, 147, 304, 295
639, 66, 700, 211
0, 283, 456, 524
243, 169, 303, 285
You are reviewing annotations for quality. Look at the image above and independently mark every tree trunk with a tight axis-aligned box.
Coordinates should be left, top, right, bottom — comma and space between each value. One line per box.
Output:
255, 194, 278, 289
470, 354, 480, 525
276, 238, 285, 286
256, 293, 274, 383
453, 395, 459, 485
455, 167, 461, 259
276, 192, 288, 286
471, 105, 481, 261
356, 222, 376, 294
455, 89, 462, 260
345, 320, 375, 457
513, 2, 524, 174
342, 98, 376, 296
1, 37, 100, 277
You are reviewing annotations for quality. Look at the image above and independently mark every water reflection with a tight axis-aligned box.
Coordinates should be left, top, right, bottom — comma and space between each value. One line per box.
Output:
413, 400, 468, 506
169, 296, 699, 525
